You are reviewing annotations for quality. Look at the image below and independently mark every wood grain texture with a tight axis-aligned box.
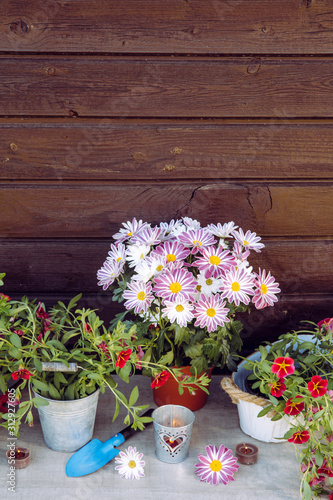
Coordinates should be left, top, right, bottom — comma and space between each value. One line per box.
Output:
2, 120, 333, 180
1, 57, 333, 118
0, 184, 331, 238
2, 0, 333, 54
1, 239, 332, 294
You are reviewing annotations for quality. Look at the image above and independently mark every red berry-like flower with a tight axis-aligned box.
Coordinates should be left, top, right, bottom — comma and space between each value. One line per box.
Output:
0, 293, 11, 301
288, 430, 310, 444
271, 357, 295, 379
98, 341, 110, 359
268, 378, 286, 397
284, 396, 305, 416
307, 375, 328, 398
12, 369, 33, 381
116, 348, 132, 368
151, 370, 170, 388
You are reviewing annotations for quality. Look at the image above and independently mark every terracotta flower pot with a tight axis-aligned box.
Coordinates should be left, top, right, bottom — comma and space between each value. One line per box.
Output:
152, 366, 213, 412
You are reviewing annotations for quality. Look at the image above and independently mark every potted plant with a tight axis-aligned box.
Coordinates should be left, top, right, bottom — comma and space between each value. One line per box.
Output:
97, 217, 280, 410
237, 320, 333, 500
0, 287, 205, 451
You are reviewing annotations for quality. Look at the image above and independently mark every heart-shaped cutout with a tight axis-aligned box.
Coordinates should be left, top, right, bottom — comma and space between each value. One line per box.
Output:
160, 433, 186, 453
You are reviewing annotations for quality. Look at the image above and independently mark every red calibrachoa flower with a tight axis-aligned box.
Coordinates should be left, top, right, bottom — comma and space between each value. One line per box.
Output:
317, 317, 333, 332
284, 395, 305, 416
12, 369, 33, 381
271, 357, 295, 378
307, 375, 328, 398
98, 341, 111, 359
288, 430, 310, 444
151, 370, 170, 388
268, 378, 286, 397
36, 302, 50, 320
0, 293, 11, 301
116, 348, 132, 368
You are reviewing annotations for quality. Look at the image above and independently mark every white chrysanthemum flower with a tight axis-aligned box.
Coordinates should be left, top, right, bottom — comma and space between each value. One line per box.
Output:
107, 243, 126, 272
182, 217, 201, 230
159, 219, 184, 241
207, 221, 238, 238
97, 260, 121, 290
162, 298, 194, 327
114, 446, 145, 480
197, 272, 223, 298
125, 244, 150, 268
133, 255, 167, 282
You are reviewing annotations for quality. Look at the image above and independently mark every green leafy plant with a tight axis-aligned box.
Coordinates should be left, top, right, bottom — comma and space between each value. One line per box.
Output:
0, 290, 206, 436
243, 320, 333, 500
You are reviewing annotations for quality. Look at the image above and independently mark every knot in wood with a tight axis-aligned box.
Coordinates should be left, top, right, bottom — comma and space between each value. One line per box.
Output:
247, 59, 261, 75
10, 19, 31, 37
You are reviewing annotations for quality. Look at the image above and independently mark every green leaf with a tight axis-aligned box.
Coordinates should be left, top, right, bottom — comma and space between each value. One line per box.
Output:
117, 362, 132, 383
259, 345, 268, 362
183, 343, 203, 359
48, 383, 61, 400
54, 371, 68, 386
0, 374, 6, 393
302, 480, 312, 500
9, 333, 22, 349
34, 358, 43, 372
8, 346, 21, 360
257, 405, 273, 418
65, 383, 75, 400
46, 339, 68, 352
314, 449, 323, 467
129, 386, 139, 407
87, 372, 103, 381
158, 350, 174, 366
32, 379, 50, 392
33, 397, 50, 407
112, 398, 120, 422
67, 293, 82, 311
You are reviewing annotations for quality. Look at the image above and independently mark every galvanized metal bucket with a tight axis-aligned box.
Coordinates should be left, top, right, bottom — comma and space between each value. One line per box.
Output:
33, 390, 100, 452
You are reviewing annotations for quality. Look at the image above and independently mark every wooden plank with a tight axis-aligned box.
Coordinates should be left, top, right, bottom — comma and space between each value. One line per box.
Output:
2, 120, 333, 180
2, 0, 333, 55
1, 57, 333, 118
1, 239, 332, 294
0, 183, 332, 237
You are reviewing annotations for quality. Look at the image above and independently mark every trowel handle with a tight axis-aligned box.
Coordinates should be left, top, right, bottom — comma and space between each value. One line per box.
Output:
121, 408, 154, 441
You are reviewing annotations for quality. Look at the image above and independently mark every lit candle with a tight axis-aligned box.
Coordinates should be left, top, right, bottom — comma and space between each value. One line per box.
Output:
235, 442, 258, 465
6, 447, 31, 469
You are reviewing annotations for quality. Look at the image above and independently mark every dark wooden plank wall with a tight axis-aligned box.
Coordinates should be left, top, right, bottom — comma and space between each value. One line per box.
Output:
1, 0, 333, 349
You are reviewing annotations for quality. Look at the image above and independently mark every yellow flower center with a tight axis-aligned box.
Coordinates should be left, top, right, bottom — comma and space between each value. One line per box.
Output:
169, 282, 182, 294
196, 285, 202, 292
128, 460, 136, 469
192, 240, 202, 246
210, 460, 222, 472
205, 279, 213, 286
206, 308, 216, 317
176, 305, 184, 312
166, 253, 176, 262
137, 291, 146, 301
140, 253, 144, 259
243, 239, 249, 246
127, 231, 133, 237
261, 283, 268, 294
209, 255, 221, 266
231, 281, 241, 292
156, 265, 164, 271
116, 257, 122, 263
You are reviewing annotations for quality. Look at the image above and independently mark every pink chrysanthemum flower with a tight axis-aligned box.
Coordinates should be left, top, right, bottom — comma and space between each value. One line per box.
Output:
107, 243, 126, 272
193, 295, 230, 333
123, 280, 154, 314
194, 246, 236, 277
252, 268, 281, 309
97, 260, 121, 290
178, 228, 216, 254
220, 267, 255, 306
114, 446, 145, 480
153, 268, 197, 302
162, 298, 194, 327
159, 219, 184, 241
131, 225, 162, 247
151, 240, 190, 264
232, 228, 265, 252
195, 444, 239, 486
113, 218, 147, 244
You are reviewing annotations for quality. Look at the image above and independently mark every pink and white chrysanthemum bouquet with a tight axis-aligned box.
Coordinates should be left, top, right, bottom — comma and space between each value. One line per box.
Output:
97, 217, 280, 376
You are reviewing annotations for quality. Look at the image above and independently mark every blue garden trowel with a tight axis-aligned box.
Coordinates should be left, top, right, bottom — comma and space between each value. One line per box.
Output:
66, 408, 153, 477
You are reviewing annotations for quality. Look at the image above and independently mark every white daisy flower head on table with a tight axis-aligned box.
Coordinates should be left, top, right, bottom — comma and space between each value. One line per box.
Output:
114, 446, 145, 480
